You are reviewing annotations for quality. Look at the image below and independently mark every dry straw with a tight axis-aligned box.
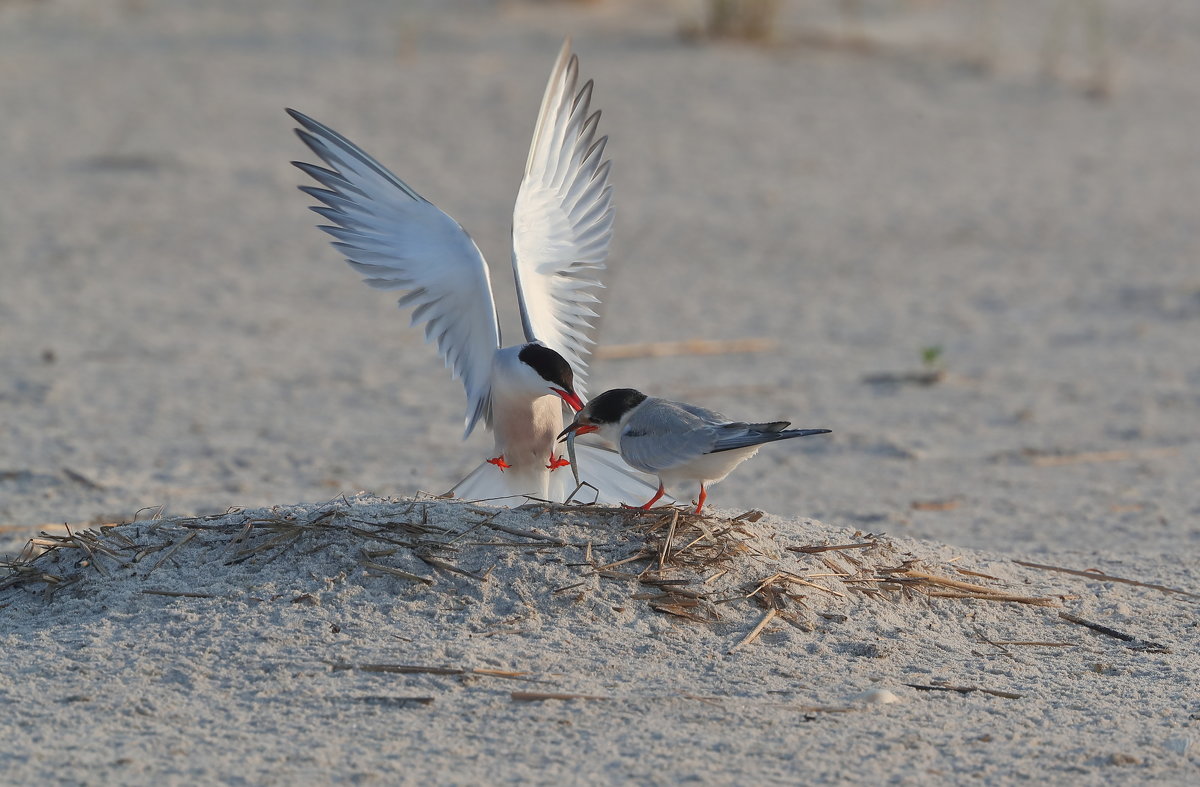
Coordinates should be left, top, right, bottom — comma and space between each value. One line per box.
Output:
3, 497, 1187, 660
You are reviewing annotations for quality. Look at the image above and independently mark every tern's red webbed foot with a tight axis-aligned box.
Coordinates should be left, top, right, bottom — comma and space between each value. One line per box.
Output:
486, 455, 511, 471
622, 482, 666, 511
692, 484, 708, 515
546, 455, 571, 471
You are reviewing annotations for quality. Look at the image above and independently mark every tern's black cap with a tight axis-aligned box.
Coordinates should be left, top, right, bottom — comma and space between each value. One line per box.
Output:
586, 388, 648, 424
519, 343, 575, 391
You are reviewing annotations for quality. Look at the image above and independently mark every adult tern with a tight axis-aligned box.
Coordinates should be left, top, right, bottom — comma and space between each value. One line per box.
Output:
289, 40, 660, 504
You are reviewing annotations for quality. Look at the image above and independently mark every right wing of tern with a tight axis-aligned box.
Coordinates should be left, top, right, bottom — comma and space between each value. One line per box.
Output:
511, 39, 614, 394
289, 108, 501, 438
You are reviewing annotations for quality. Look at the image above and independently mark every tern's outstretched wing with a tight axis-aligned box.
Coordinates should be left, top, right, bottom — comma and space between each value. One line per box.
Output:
289, 109, 501, 438
511, 38, 614, 395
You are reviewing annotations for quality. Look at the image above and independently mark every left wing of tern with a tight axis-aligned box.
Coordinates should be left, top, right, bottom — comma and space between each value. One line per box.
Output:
511, 38, 614, 395
289, 108, 502, 438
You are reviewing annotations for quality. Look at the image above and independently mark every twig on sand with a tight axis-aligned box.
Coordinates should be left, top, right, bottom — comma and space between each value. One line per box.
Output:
905, 683, 1022, 700
652, 601, 720, 624
417, 555, 487, 582
1014, 560, 1197, 598
61, 467, 104, 490
925, 590, 1059, 605
358, 554, 434, 586
658, 510, 679, 572
141, 589, 215, 599
882, 567, 1058, 607
477, 520, 566, 546
984, 640, 1077, 648
773, 572, 847, 598
788, 542, 877, 554
861, 370, 945, 386
332, 663, 546, 683
350, 696, 434, 707
1057, 612, 1171, 653
146, 531, 197, 575
593, 337, 777, 360
728, 608, 778, 654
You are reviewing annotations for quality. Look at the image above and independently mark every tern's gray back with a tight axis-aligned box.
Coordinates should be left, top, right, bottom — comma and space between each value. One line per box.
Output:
618, 398, 732, 473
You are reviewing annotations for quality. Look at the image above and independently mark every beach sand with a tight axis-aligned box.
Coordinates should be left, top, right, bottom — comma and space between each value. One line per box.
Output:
2, 0, 1198, 782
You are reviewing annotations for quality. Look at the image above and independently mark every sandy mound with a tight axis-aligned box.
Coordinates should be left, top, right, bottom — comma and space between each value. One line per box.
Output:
3, 497, 1197, 783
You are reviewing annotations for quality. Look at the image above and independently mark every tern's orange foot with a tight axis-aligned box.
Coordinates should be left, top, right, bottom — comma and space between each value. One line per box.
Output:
623, 483, 667, 511
486, 455, 511, 471
547, 455, 571, 471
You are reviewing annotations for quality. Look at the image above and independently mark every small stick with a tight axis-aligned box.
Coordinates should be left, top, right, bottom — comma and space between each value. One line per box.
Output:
593, 337, 777, 360
1014, 560, 1197, 598
359, 558, 434, 586
478, 520, 566, 546
658, 510, 679, 571
652, 603, 718, 624
776, 573, 847, 598
141, 589, 215, 599
910, 499, 961, 511
417, 556, 487, 582
351, 696, 434, 707
145, 531, 197, 575
1057, 612, 1171, 652
904, 683, 1021, 700
593, 552, 652, 572
987, 641, 1077, 647
728, 608, 778, 654
61, 467, 103, 490
350, 664, 463, 675
924, 591, 1059, 607
955, 568, 1003, 581
888, 569, 1002, 595
789, 542, 877, 554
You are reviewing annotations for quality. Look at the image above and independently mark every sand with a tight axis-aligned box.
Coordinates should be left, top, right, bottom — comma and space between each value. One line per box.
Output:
2, 0, 1198, 783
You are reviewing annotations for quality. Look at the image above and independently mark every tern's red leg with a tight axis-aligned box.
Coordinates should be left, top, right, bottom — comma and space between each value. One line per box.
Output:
693, 484, 708, 515
486, 455, 511, 471
547, 454, 571, 471
632, 482, 665, 510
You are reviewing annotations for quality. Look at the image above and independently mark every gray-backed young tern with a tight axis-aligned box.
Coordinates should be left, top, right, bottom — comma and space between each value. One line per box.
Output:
559, 389, 831, 514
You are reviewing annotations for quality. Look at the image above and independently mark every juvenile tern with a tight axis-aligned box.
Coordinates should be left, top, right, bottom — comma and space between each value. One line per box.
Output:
559, 389, 831, 514
289, 40, 661, 503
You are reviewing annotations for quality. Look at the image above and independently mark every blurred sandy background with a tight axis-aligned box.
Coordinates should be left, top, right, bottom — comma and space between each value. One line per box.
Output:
1, 0, 1197, 557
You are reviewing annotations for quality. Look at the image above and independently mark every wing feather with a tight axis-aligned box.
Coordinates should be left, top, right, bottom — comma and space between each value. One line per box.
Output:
618, 400, 721, 474
289, 108, 501, 438
511, 39, 615, 395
